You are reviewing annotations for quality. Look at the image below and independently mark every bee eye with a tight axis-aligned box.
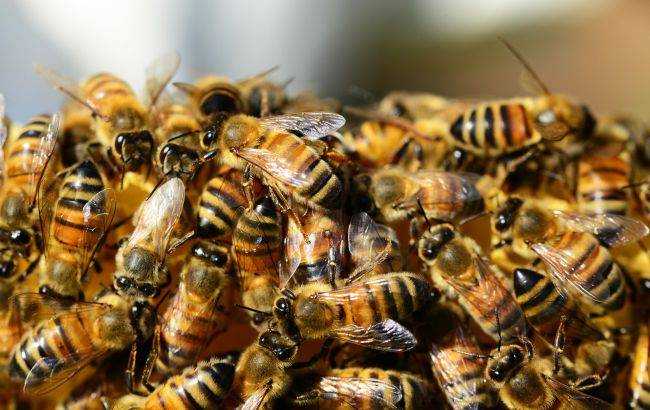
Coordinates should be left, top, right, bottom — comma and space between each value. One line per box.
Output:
253, 313, 267, 325
131, 301, 150, 321
422, 242, 439, 260
115, 133, 128, 153
488, 367, 505, 382
210, 252, 228, 267
116, 276, 133, 291
10, 229, 30, 245
138, 283, 158, 298
202, 130, 217, 148
274, 346, 294, 361
495, 213, 511, 231
275, 298, 290, 316
0, 261, 14, 278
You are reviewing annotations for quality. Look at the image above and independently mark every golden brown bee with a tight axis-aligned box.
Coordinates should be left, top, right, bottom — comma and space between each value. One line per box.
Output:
378, 91, 452, 120
237, 67, 288, 118
8, 291, 155, 395
173, 75, 245, 123
152, 240, 234, 376
232, 196, 282, 326
363, 168, 484, 231
59, 102, 95, 168
113, 357, 235, 410
36, 53, 180, 179
417, 223, 526, 343
430, 327, 496, 410
37, 160, 116, 300
113, 178, 184, 301
630, 321, 650, 409
195, 167, 248, 240
0, 111, 60, 277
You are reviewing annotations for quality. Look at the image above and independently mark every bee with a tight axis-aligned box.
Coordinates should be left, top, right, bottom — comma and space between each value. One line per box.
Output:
8, 291, 155, 395
35, 53, 180, 180
60, 102, 95, 167
55, 359, 127, 410
445, 40, 596, 159
173, 75, 245, 122
237, 67, 288, 117
283, 209, 345, 287
417, 223, 526, 343
363, 168, 484, 233
268, 271, 429, 356
113, 357, 235, 410
290, 367, 435, 409
378, 91, 452, 120
195, 168, 248, 240
36, 160, 116, 300
213, 112, 346, 212
152, 240, 234, 376
114, 178, 185, 301
232, 197, 282, 326
630, 321, 650, 409
484, 339, 612, 409
0, 111, 60, 276
430, 327, 496, 410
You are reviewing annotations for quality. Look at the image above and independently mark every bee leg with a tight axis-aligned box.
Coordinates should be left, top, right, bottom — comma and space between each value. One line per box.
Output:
572, 373, 605, 392
141, 327, 160, 393
125, 342, 139, 394
268, 186, 306, 238
552, 315, 568, 374
167, 230, 195, 255
242, 165, 257, 210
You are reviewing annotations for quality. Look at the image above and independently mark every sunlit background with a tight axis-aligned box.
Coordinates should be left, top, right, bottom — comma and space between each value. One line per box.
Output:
1, 0, 649, 120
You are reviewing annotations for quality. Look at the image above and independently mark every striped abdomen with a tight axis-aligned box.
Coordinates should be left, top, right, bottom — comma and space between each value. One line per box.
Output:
259, 131, 343, 210
196, 174, 247, 239
5, 114, 54, 199
155, 282, 228, 375
450, 102, 536, 157
51, 160, 105, 248
154, 104, 200, 142
513, 268, 571, 330
145, 359, 234, 409
9, 308, 98, 388
577, 153, 631, 215
81, 73, 136, 109
331, 272, 430, 329
553, 231, 626, 314
327, 368, 434, 410
197, 82, 244, 118
417, 175, 485, 222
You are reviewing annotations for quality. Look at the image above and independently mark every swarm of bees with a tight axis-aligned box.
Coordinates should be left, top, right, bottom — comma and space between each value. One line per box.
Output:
0, 39, 649, 409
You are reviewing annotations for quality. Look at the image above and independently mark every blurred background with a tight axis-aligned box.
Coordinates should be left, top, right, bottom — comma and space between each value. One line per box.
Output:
1, 0, 648, 120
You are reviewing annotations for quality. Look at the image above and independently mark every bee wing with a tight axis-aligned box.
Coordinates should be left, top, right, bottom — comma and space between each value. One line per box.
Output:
127, 178, 185, 259
259, 112, 346, 140
0, 94, 6, 181
28, 112, 61, 205
331, 319, 417, 352
444, 257, 526, 339
430, 328, 487, 410
531, 242, 612, 305
543, 375, 613, 410
282, 216, 303, 288
76, 188, 117, 279
143, 51, 181, 108
9, 292, 111, 326
237, 381, 272, 410
347, 212, 399, 282
553, 210, 649, 247
296, 376, 402, 409
24, 345, 110, 395
34, 64, 109, 122
37, 169, 66, 257
237, 65, 279, 86
235, 147, 311, 187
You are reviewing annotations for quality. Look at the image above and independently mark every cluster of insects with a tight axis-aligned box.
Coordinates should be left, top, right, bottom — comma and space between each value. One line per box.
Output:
0, 39, 648, 409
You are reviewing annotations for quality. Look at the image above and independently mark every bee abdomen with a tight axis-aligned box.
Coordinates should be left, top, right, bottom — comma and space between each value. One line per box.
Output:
514, 268, 569, 326
197, 175, 247, 239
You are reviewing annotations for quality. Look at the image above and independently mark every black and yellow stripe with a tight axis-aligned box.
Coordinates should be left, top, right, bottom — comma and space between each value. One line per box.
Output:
145, 358, 234, 409
450, 102, 537, 157
196, 173, 247, 239
514, 267, 570, 328
576, 151, 631, 216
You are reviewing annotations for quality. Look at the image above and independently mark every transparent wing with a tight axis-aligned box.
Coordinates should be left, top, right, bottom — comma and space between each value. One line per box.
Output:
531, 242, 612, 305
235, 147, 311, 187
553, 210, 649, 248
76, 188, 117, 280
430, 327, 486, 410
237, 65, 279, 86
127, 178, 185, 259
143, 51, 181, 108
443, 257, 526, 340
9, 293, 110, 326
332, 319, 417, 352
259, 112, 345, 140
347, 212, 399, 282
0, 94, 6, 182
282, 216, 303, 288
297, 376, 402, 409
237, 382, 272, 410
38, 170, 66, 257
23, 345, 110, 395
28, 112, 61, 205
544, 375, 613, 410
34, 64, 109, 121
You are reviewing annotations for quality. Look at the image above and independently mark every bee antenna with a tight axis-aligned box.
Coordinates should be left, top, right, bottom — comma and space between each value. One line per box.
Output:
416, 198, 433, 232
155, 290, 171, 311
498, 36, 550, 96
451, 349, 492, 361
619, 179, 648, 190
168, 129, 200, 142
235, 304, 272, 317
495, 307, 503, 352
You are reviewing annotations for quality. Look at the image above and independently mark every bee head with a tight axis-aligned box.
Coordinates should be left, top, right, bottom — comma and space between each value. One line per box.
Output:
199, 86, 243, 117
494, 197, 523, 233
258, 329, 297, 362
158, 143, 199, 179
418, 224, 455, 264
115, 130, 153, 170
370, 170, 406, 211
486, 344, 526, 384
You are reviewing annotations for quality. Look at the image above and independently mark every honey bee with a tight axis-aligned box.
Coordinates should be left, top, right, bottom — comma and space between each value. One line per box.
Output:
8, 291, 155, 395
114, 178, 185, 301
629, 321, 649, 409
195, 168, 248, 240
173, 75, 245, 122
445, 40, 596, 159
152, 240, 234, 376
484, 340, 612, 409
268, 272, 429, 356
417, 223, 526, 343
35, 53, 180, 180
430, 327, 496, 410
363, 168, 484, 233
113, 357, 235, 410
213, 112, 346, 212
232, 197, 282, 326
283, 209, 345, 288
37, 160, 116, 300
55, 359, 126, 410
60, 102, 95, 167
0, 111, 60, 276
378, 91, 452, 120
237, 67, 288, 117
